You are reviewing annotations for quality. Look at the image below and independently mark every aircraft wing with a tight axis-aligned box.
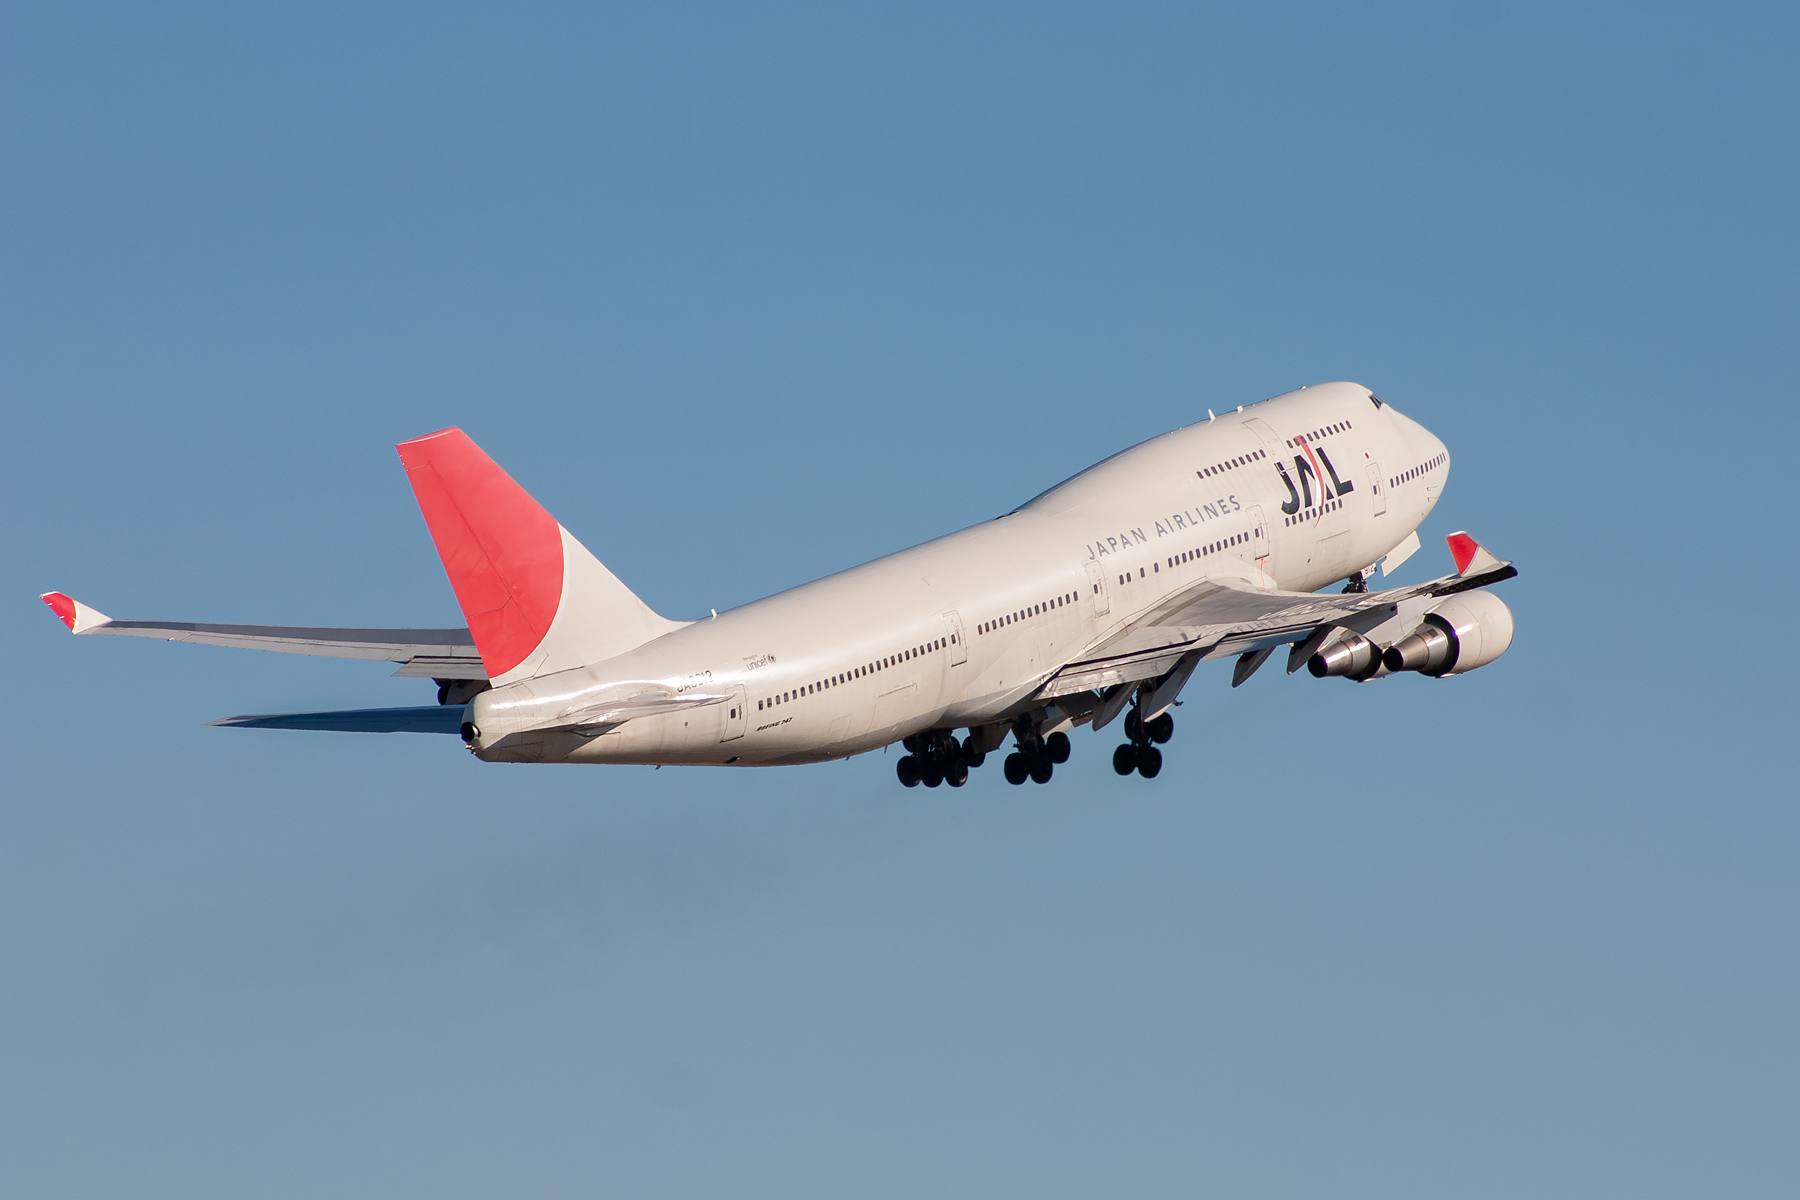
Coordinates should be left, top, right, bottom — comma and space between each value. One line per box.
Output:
40, 592, 485, 679
1041, 533, 1517, 697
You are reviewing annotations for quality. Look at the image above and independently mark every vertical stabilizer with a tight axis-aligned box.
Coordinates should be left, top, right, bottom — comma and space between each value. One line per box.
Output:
396, 429, 683, 684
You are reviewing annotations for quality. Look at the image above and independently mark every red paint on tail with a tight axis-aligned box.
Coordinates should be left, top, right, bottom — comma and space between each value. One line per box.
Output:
396, 429, 563, 679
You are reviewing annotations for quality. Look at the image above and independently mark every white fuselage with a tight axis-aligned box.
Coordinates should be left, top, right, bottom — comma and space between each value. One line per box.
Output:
467, 382, 1449, 765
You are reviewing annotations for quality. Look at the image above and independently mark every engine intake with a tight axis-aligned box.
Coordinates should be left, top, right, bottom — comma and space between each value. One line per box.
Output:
1382, 591, 1514, 677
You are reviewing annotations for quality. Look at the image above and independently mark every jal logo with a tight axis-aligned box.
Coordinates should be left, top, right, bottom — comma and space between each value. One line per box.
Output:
1275, 436, 1354, 515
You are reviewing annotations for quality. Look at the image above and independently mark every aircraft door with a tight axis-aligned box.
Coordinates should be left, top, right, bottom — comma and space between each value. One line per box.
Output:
720, 684, 748, 742
1243, 417, 1283, 457
1249, 504, 1269, 561
943, 610, 968, 666
1084, 561, 1111, 616
1368, 463, 1387, 515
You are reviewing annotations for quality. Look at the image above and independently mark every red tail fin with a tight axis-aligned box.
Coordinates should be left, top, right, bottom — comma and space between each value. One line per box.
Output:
397, 429, 564, 679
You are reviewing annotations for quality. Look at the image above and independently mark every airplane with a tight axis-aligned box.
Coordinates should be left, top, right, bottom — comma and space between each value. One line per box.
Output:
40, 381, 1516, 787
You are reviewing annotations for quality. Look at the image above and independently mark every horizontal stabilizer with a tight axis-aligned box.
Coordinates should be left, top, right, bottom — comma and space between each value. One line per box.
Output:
208, 706, 467, 734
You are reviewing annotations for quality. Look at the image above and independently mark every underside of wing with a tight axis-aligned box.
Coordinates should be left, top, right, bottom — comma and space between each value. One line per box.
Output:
207, 706, 469, 733
40, 592, 485, 679
1042, 548, 1517, 697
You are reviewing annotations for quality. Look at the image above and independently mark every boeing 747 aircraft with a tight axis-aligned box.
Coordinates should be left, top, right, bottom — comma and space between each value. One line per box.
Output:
42, 381, 1516, 786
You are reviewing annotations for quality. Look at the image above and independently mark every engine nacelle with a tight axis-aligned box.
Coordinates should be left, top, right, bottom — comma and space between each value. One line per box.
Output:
1308, 633, 1388, 681
1382, 591, 1514, 677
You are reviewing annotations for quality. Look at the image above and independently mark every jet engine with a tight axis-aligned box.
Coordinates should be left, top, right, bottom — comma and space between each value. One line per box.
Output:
1307, 634, 1388, 681
1381, 591, 1514, 677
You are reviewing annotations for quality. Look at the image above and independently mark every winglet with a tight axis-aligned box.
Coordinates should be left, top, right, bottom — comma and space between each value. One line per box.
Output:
40, 592, 112, 634
1445, 532, 1502, 576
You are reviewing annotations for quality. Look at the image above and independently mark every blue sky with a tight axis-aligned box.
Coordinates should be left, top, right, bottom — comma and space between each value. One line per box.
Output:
3, 3, 1796, 1196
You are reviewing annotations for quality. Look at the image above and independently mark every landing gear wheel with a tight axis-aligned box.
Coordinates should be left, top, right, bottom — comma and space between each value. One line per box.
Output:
1029, 756, 1053, 785
1003, 753, 1029, 786
1147, 712, 1174, 745
945, 760, 969, 787
964, 747, 986, 770
1124, 710, 1144, 743
1045, 731, 1071, 764
1136, 745, 1163, 778
897, 756, 921, 787
922, 762, 944, 787
1113, 744, 1138, 776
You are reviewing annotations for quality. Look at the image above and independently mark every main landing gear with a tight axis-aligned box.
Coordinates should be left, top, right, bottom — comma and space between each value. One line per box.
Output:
896, 729, 981, 788
1113, 705, 1172, 779
1002, 724, 1069, 787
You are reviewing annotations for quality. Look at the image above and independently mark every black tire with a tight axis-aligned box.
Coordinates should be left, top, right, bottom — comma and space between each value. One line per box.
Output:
965, 748, 986, 770
897, 756, 921, 787
1045, 731, 1071, 764
1124, 709, 1144, 743
1137, 745, 1163, 778
1003, 753, 1029, 786
922, 761, 944, 788
1029, 757, 1053, 785
945, 760, 969, 787
1113, 744, 1138, 775
1147, 711, 1174, 745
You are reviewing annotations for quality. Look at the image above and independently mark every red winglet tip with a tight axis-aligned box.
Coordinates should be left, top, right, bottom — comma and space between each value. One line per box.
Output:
1446, 532, 1479, 574
41, 591, 78, 631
